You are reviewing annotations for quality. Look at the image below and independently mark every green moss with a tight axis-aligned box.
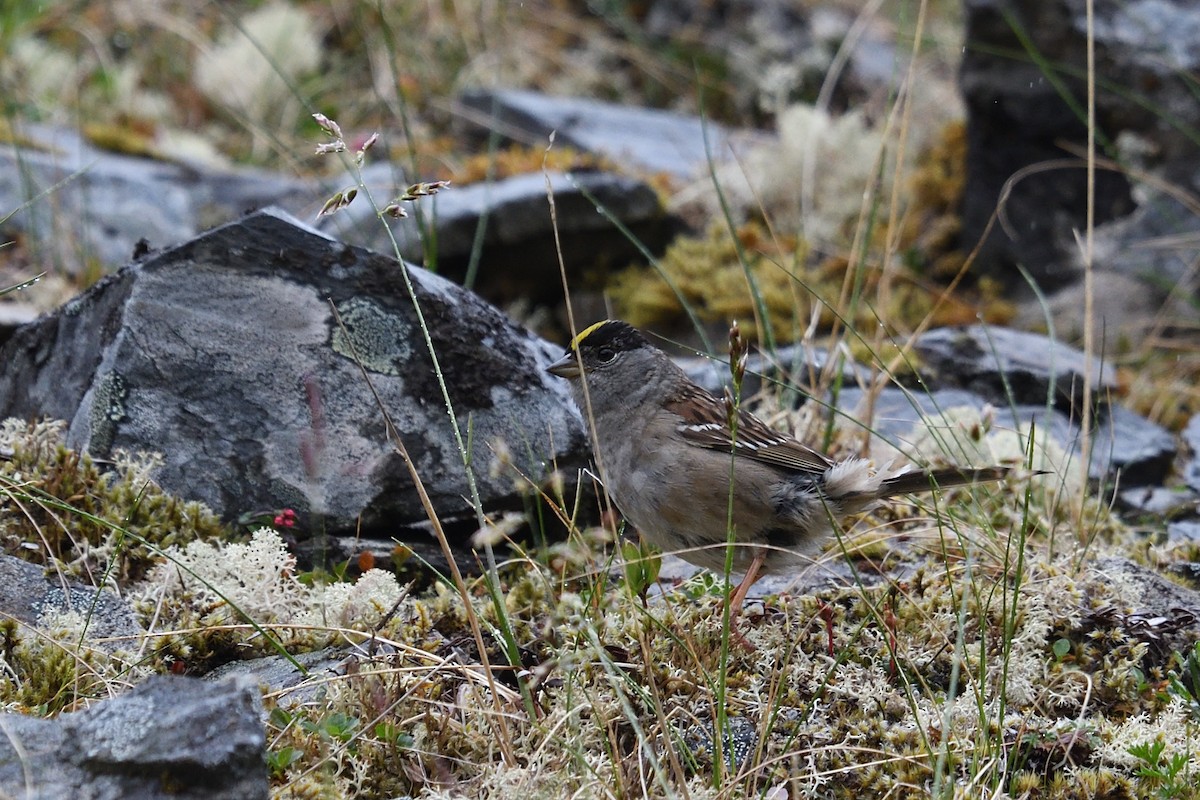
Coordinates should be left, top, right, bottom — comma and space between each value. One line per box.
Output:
609, 221, 817, 343
0, 418, 230, 583
450, 144, 610, 185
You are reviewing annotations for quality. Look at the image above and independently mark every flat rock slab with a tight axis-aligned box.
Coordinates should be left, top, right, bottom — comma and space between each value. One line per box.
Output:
913, 325, 1118, 408
0, 675, 266, 800
320, 167, 672, 309
0, 555, 141, 647
678, 342, 865, 400
0, 123, 311, 274
1182, 414, 1200, 493
457, 89, 740, 179
0, 208, 587, 538
835, 385, 1175, 486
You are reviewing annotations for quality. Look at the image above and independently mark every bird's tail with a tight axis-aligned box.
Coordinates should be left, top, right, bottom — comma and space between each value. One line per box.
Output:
877, 466, 1012, 498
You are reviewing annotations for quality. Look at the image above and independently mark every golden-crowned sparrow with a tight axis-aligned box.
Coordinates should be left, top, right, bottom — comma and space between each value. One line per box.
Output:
547, 319, 1010, 617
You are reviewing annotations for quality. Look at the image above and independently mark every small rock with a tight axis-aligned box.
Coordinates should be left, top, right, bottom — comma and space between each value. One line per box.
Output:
0, 675, 267, 799
960, 0, 1200, 314
0, 123, 311, 276
0, 555, 141, 648
913, 325, 1117, 409
677, 342, 863, 399
1182, 414, 1200, 493
1168, 520, 1200, 542
1119, 485, 1199, 518
835, 383, 1175, 485
319, 166, 672, 311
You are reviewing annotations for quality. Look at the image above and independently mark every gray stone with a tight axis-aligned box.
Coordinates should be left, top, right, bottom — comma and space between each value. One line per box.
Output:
677, 342, 864, 400
1182, 414, 1200, 493
640, 1, 898, 117
318, 166, 672, 310
204, 646, 364, 704
835, 384, 1175, 485
960, 0, 1200, 292
0, 208, 587, 540
833, 386, 991, 444
680, 714, 759, 772
456, 89, 737, 179
1168, 520, 1200, 542
1014, 271, 1178, 346
0, 675, 266, 799
1084, 404, 1176, 486
912, 325, 1117, 409
0, 555, 141, 648
0, 300, 38, 349
1090, 557, 1200, 639
1120, 485, 1199, 518
0, 123, 312, 276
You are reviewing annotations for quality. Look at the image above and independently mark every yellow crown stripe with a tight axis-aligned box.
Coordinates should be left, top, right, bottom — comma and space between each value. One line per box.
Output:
570, 319, 612, 350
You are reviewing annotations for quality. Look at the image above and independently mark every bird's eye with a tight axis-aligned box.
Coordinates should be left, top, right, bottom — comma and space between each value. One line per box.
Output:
596, 345, 616, 363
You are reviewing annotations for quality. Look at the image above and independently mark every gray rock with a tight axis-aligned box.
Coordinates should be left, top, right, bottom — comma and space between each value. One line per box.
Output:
0, 555, 141, 647
640, 1, 898, 117
1013, 270, 1183, 345
1089, 193, 1200, 308
1089, 557, 1200, 652
0, 675, 266, 800
960, 0, 1200, 292
833, 386, 991, 443
0, 208, 587, 541
835, 385, 1175, 485
0, 300, 38, 349
0, 125, 194, 272
0, 120, 673, 326
318, 166, 672, 310
1168, 520, 1200, 542
1085, 404, 1177, 486
456, 89, 736, 179
0, 123, 312, 276
1119, 485, 1198, 518
204, 646, 362, 704
912, 325, 1117, 409
680, 714, 759, 772
677, 342, 864, 399
1182, 414, 1200, 493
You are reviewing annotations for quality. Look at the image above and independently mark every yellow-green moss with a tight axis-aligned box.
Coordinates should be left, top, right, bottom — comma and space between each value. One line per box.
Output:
610, 212, 1015, 348
450, 144, 612, 185
0, 419, 231, 583
609, 220, 815, 343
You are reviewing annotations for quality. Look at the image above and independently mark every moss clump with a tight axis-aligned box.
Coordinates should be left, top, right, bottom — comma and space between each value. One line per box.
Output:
3, 611, 120, 715
450, 144, 611, 185
0, 418, 230, 583
899, 120, 969, 281
82, 120, 160, 158
610, 212, 1015, 348
609, 221, 816, 343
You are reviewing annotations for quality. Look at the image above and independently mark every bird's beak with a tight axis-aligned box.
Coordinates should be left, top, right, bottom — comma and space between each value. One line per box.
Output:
546, 352, 581, 378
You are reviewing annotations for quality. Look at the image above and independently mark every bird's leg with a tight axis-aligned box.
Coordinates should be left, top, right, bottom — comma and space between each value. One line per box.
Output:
728, 550, 767, 621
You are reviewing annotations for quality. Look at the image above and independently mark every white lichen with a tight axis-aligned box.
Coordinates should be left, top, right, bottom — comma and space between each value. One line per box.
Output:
148, 527, 308, 623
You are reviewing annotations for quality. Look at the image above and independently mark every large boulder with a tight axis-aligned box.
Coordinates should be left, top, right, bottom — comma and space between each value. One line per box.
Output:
0, 208, 587, 546
960, 0, 1200, 297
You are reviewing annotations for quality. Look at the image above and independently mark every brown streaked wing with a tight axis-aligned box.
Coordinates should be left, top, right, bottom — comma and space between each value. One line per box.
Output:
664, 384, 833, 476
